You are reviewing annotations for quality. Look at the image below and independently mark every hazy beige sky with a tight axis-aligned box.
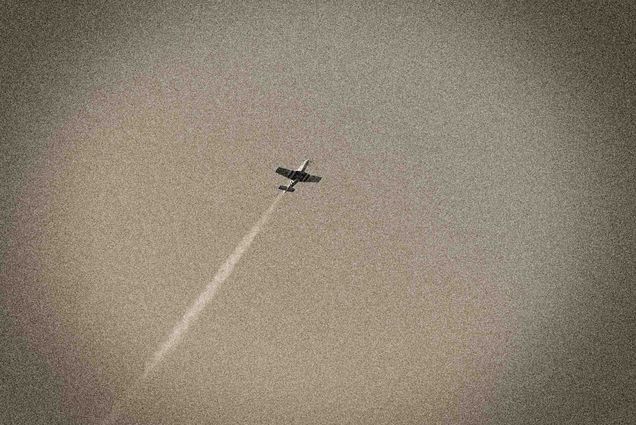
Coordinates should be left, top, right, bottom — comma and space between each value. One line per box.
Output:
1, 1, 634, 424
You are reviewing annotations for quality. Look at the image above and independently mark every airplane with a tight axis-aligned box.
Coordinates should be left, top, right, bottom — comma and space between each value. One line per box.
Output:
275, 160, 322, 192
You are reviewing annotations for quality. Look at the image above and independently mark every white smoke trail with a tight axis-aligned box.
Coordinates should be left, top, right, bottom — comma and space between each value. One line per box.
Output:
141, 192, 284, 380
102, 192, 284, 424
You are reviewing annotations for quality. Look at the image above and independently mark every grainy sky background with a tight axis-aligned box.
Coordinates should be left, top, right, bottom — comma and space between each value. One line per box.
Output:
1, 1, 634, 424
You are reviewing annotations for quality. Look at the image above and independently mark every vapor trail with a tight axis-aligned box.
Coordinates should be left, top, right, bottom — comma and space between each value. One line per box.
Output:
141, 192, 284, 380
102, 193, 284, 424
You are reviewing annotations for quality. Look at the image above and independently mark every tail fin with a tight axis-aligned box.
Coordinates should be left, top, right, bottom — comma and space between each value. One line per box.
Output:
278, 185, 295, 192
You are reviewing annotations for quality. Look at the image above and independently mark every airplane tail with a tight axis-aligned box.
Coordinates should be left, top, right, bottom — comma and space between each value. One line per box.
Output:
278, 185, 295, 192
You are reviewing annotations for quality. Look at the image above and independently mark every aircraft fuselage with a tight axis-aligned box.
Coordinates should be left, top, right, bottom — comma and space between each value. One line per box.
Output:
275, 159, 321, 192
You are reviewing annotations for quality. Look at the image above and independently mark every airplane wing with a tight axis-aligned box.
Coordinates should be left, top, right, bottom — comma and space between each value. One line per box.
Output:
306, 174, 322, 183
275, 167, 294, 178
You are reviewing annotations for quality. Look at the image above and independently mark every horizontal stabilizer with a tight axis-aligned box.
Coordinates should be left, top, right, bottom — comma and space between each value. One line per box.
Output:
278, 185, 295, 192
